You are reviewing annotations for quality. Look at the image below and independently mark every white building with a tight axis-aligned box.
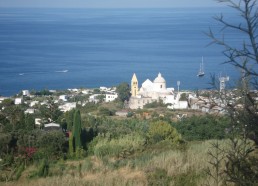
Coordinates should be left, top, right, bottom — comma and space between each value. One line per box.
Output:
89, 94, 101, 103
129, 73, 180, 109
58, 102, 76, 112
14, 98, 23, 105
35, 118, 42, 126
59, 95, 68, 102
30, 101, 39, 107
22, 90, 30, 96
44, 123, 61, 131
105, 93, 118, 102
24, 108, 35, 114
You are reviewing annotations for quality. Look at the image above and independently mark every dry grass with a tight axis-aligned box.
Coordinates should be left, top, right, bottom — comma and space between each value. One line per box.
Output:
2, 140, 231, 186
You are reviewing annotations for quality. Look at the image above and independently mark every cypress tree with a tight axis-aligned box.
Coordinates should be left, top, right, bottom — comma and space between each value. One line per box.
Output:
73, 109, 82, 149
68, 132, 74, 157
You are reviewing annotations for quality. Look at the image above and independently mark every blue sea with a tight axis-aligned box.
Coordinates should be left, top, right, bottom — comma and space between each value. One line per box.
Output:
0, 8, 246, 96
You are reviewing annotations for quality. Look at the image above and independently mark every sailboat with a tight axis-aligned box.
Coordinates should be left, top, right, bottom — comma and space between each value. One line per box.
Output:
197, 57, 205, 77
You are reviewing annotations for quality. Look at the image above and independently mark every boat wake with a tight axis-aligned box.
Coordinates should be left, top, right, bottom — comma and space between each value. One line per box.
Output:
55, 70, 68, 73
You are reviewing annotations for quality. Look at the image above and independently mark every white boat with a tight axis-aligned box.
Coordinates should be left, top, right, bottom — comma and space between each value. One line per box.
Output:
197, 57, 205, 77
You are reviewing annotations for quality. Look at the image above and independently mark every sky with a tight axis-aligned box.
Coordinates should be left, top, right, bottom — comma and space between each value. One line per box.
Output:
0, 0, 222, 8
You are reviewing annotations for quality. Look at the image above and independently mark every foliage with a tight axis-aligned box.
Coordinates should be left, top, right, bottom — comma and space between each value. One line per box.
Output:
91, 133, 146, 158
224, 138, 258, 185
147, 121, 182, 144
37, 158, 49, 177
146, 168, 171, 186
34, 89, 53, 96
0, 133, 12, 156
68, 132, 74, 157
206, 141, 226, 186
64, 109, 75, 131
73, 109, 82, 150
116, 82, 131, 102
207, 1, 258, 185
93, 88, 101, 94
98, 107, 115, 116
143, 100, 166, 108
39, 98, 62, 122
0, 99, 14, 107
24, 114, 35, 131
174, 115, 230, 141
14, 162, 25, 180
179, 93, 188, 101
80, 102, 99, 114
36, 131, 66, 159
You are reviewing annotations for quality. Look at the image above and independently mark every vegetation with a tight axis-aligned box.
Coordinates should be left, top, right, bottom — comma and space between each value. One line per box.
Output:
174, 115, 230, 141
116, 82, 131, 102
1, 0, 258, 185
207, 0, 258, 185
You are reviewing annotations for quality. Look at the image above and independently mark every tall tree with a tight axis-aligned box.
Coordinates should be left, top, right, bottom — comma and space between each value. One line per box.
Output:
65, 109, 75, 131
68, 132, 74, 157
73, 109, 82, 149
116, 82, 131, 102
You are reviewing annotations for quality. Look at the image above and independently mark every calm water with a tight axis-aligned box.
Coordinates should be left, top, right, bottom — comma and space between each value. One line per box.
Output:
0, 8, 246, 96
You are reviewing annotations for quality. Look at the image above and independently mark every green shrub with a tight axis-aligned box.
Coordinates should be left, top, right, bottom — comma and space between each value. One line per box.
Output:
38, 159, 49, 177
14, 162, 25, 180
148, 121, 182, 144
98, 107, 115, 116
174, 115, 230, 141
144, 101, 166, 108
172, 171, 204, 186
92, 133, 146, 158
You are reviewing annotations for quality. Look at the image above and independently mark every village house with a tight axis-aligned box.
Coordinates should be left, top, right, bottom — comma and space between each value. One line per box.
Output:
22, 90, 30, 96
58, 102, 76, 112
30, 101, 39, 107
105, 93, 118, 102
44, 123, 62, 131
24, 108, 35, 114
14, 98, 23, 105
35, 118, 42, 126
59, 95, 68, 102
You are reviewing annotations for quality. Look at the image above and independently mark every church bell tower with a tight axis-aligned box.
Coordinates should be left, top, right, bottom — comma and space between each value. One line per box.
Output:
131, 73, 138, 97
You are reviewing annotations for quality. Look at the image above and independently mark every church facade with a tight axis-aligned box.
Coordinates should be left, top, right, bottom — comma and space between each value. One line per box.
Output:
129, 73, 178, 109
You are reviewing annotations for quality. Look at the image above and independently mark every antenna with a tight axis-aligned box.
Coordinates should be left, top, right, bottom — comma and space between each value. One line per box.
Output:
177, 81, 180, 93
219, 74, 229, 92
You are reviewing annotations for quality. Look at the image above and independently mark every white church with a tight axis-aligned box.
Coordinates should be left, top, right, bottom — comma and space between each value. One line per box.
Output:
128, 73, 188, 109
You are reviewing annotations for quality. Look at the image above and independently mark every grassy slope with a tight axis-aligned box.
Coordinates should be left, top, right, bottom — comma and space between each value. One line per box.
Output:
4, 140, 227, 186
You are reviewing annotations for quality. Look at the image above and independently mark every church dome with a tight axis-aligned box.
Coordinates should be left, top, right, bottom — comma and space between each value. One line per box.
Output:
154, 73, 166, 83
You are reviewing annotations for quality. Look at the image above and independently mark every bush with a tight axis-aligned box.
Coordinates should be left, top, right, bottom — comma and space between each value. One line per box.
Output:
144, 101, 166, 108
98, 107, 115, 116
92, 133, 146, 158
173, 115, 230, 141
148, 121, 182, 144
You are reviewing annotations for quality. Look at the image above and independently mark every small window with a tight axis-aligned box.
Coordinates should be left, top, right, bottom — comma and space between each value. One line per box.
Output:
160, 85, 162, 88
